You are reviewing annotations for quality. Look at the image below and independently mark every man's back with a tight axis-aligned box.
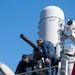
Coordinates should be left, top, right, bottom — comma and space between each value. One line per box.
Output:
43, 40, 55, 53
40, 40, 56, 58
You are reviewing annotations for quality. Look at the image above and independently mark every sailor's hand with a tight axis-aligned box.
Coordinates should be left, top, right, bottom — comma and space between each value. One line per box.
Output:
45, 58, 50, 63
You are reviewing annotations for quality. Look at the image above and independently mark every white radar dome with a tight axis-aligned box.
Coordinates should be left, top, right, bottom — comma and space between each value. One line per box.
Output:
38, 6, 65, 46
40, 6, 64, 21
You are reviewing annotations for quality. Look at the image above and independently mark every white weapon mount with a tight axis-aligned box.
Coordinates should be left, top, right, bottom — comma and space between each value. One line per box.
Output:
0, 62, 15, 75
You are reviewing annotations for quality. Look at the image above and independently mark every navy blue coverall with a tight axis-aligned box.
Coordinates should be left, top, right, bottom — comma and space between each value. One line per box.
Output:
39, 40, 57, 75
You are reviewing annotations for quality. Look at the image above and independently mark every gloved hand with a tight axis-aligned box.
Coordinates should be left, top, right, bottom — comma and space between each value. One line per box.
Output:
45, 58, 50, 63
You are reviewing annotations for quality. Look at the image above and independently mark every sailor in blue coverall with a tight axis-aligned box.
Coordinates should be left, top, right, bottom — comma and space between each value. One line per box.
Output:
36, 38, 57, 75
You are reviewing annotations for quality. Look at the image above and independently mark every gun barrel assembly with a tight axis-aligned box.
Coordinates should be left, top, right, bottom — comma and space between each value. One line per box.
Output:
20, 34, 39, 50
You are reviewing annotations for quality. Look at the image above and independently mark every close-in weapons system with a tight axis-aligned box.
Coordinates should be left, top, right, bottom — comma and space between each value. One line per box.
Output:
1, 5, 75, 75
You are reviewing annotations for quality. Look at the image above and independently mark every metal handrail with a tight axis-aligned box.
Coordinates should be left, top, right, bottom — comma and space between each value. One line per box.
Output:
15, 65, 58, 75
15, 61, 75, 75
